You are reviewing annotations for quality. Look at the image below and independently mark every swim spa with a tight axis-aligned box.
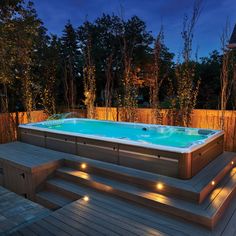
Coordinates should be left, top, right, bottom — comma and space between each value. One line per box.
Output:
19, 119, 224, 179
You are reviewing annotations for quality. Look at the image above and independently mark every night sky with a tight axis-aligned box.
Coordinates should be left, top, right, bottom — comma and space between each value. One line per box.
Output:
33, 0, 236, 58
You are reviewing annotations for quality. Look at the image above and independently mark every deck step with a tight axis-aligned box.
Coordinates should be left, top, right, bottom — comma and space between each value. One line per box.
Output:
50, 166, 236, 229
35, 190, 73, 210
65, 152, 236, 203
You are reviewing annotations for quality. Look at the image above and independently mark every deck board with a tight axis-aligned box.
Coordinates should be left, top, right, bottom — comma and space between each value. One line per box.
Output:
52, 210, 103, 236
7, 179, 236, 236
44, 215, 87, 236
68, 199, 172, 236
0, 186, 50, 235
63, 202, 161, 236
37, 219, 70, 236
61, 205, 135, 236
0, 142, 63, 172
26, 222, 53, 236
12, 196, 209, 236
1, 142, 236, 235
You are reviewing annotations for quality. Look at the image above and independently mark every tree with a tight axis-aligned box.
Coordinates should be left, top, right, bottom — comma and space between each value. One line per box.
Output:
120, 16, 153, 121
0, 0, 25, 141
61, 21, 82, 109
219, 22, 235, 128
0, 0, 24, 112
40, 36, 61, 115
78, 21, 96, 118
174, 0, 202, 126
147, 27, 174, 124
198, 51, 221, 109
0, 0, 43, 121
220, 22, 236, 110
94, 14, 122, 118
16, 1, 43, 120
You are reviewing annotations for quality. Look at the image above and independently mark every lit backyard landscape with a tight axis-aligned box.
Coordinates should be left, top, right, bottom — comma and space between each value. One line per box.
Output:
0, 0, 236, 235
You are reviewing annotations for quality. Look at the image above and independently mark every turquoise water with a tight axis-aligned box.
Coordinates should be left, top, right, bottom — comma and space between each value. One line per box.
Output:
33, 119, 215, 148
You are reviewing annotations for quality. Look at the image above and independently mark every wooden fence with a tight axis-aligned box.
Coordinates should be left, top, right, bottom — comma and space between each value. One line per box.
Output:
0, 108, 236, 152
0, 111, 48, 144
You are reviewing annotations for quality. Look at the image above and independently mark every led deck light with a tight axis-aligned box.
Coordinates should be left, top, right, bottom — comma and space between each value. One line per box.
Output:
156, 183, 163, 190
231, 161, 234, 165
211, 181, 215, 186
81, 163, 87, 170
83, 196, 89, 202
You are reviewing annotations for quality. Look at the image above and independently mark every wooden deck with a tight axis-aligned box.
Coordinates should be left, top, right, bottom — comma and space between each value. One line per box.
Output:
9, 190, 236, 236
0, 186, 49, 235
1, 142, 236, 235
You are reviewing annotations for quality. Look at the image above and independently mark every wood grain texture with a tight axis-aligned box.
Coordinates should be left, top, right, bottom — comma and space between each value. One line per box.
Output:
0, 186, 49, 235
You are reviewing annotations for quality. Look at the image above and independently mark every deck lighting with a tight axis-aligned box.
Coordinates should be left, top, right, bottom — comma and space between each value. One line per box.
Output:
156, 183, 164, 190
231, 161, 234, 165
211, 181, 215, 186
81, 163, 87, 170
83, 195, 89, 202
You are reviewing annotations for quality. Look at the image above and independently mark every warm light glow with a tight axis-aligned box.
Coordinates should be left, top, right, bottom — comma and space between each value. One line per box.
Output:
81, 163, 87, 170
211, 181, 215, 186
231, 161, 234, 165
83, 196, 89, 202
156, 183, 163, 190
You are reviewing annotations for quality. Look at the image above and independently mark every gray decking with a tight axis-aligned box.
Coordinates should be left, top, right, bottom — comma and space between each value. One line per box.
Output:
9, 190, 236, 236
0, 142, 64, 172
0, 187, 49, 235
1, 142, 236, 235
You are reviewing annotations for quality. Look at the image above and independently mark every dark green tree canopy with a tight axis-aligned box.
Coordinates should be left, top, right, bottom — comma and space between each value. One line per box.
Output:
0, 1, 233, 113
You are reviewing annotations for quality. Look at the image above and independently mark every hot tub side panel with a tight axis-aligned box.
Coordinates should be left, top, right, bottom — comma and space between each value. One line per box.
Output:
118, 144, 180, 177
76, 138, 119, 164
178, 133, 224, 179
19, 128, 46, 147
46, 132, 77, 154
191, 134, 224, 176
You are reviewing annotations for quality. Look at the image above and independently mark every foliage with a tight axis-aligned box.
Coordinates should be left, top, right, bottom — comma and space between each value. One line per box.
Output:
61, 22, 82, 109
173, 1, 202, 127
147, 27, 174, 124
79, 22, 96, 118
94, 14, 121, 117
119, 16, 153, 122
40, 36, 61, 115
219, 21, 236, 128
0, 0, 235, 122
0, 1, 43, 121
197, 51, 222, 109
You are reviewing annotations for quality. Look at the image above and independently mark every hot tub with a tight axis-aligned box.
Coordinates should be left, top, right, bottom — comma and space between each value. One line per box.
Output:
19, 119, 224, 179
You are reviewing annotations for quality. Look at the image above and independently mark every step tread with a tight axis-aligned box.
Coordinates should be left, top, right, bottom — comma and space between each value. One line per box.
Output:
36, 190, 73, 207
192, 152, 236, 191
57, 167, 196, 210
65, 156, 193, 190
66, 152, 236, 194
46, 177, 236, 234
56, 166, 236, 220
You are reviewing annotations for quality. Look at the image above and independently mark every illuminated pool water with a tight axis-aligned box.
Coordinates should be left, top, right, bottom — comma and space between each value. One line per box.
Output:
26, 118, 220, 149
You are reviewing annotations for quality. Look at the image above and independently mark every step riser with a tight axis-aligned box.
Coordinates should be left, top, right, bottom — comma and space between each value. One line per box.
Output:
65, 157, 236, 204
55, 171, 213, 228
199, 161, 236, 203
211, 175, 236, 228
35, 195, 60, 210
65, 160, 198, 202
46, 182, 82, 200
